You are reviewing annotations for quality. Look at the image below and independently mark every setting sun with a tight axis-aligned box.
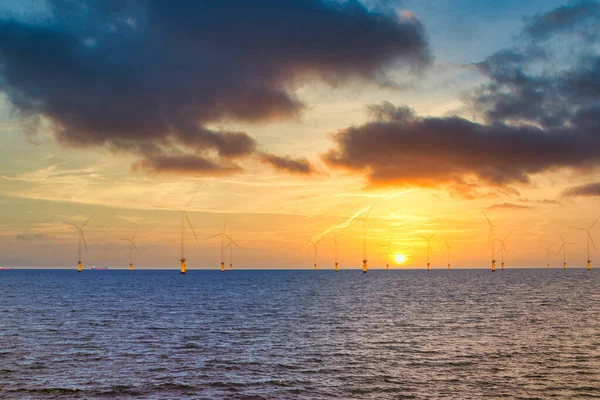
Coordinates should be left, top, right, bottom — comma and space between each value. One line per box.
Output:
394, 254, 407, 264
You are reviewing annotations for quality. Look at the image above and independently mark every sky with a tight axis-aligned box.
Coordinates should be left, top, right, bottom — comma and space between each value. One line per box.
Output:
1, 0, 599, 269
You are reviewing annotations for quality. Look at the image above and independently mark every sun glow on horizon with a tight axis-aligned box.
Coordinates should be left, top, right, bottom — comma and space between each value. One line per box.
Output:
394, 254, 407, 264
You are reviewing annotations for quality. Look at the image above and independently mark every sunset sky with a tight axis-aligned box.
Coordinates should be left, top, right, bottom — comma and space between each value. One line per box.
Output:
1, 0, 599, 269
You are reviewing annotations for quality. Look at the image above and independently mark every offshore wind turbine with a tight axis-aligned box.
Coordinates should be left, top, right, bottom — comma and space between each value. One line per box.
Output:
308, 239, 321, 270
120, 225, 139, 271
444, 239, 451, 270
570, 216, 599, 270
333, 233, 343, 271
357, 205, 373, 273
62, 212, 96, 272
540, 241, 554, 269
418, 232, 436, 271
382, 238, 394, 271
207, 214, 235, 272
495, 231, 511, 270
483, 211, 497, 271
155, 188, 201, 274
557, 232, 576, 269
224, 229, 242, 271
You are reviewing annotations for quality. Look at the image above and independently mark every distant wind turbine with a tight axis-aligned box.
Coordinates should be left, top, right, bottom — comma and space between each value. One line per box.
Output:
570, 216, 599, 270
495, 231, 511, 270
418, 232, 436, 271
224, 229, 242, 271
208, 214, 236, 272
308, 238, 322, 270
357, 205, 373, 273
539, 241, 554, 269
155, 188, 201, 274
445, 239, 451, 270
382, 237, 394, 271
62, 212, 96, 272
557, 232, 577, 269
483, 211, 497, 271
120, 225, 140, 271
333, 233, 343, 272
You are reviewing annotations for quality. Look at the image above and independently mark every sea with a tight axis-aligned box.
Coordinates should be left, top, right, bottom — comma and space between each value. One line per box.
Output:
1, 269, 599, 399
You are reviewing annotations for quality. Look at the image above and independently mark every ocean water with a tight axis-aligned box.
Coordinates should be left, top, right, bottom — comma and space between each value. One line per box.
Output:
1, 269, 599, 399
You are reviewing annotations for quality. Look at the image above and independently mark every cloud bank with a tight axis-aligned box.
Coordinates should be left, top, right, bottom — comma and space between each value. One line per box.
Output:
324, 1, 600, 194
0, 0, 430, 175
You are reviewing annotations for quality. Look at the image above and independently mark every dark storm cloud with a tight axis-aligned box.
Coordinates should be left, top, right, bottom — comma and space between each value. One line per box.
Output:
563, 182, 600, 197
0, 0, 431, 175
323, 102, 598, 188
324, 2, 600, 192
259, 153, 314, 175
523, 0, 600, 41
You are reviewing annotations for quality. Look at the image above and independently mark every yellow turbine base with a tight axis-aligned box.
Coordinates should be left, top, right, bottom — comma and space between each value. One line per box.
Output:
129, 263, 133, 271
501, 262, 505, 270
491, 260, 496, 272
229, 264, 233, 271
547, 263, 550, 269
77, 261, 82, 272
180, 259, 187, 274
564, 262, 567, 269
427, 262, 430, 271
362, 260, 367, 273
313, 264, 317, 271
448, 264, 451, 270
221, 262, 225, 272
335, 263, 338, 272
386, 264, 389, 270
588, 261, 591, 270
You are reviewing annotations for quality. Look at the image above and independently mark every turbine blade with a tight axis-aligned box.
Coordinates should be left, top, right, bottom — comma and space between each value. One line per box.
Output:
559, 232, 564, 242
483, 211, 492, 226
184, 211, 198, 242
590, 216, 600, 230
589, 232, 596, 250
569, 227, 586, 231
222, 213, 228, 233
132, 225, 139, 241
556, 243, 564, 254
132, 241, 140, 255
206, 233, 221, 240
61, 220, 80, 228
82, 211, 96, 228
80, 230, 88, 251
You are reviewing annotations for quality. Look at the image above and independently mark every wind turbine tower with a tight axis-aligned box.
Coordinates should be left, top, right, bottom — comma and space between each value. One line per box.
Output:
540, 242, 554, 269
418, 233, 436, 271
557, 232, 576, 269
120, 225, 140, 271
483, 211, 497, 271
62, 212, 96, 272
570, 216, 599, 270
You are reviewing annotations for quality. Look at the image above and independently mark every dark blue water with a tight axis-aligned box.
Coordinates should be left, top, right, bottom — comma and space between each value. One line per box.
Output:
1, 269, 599, 399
